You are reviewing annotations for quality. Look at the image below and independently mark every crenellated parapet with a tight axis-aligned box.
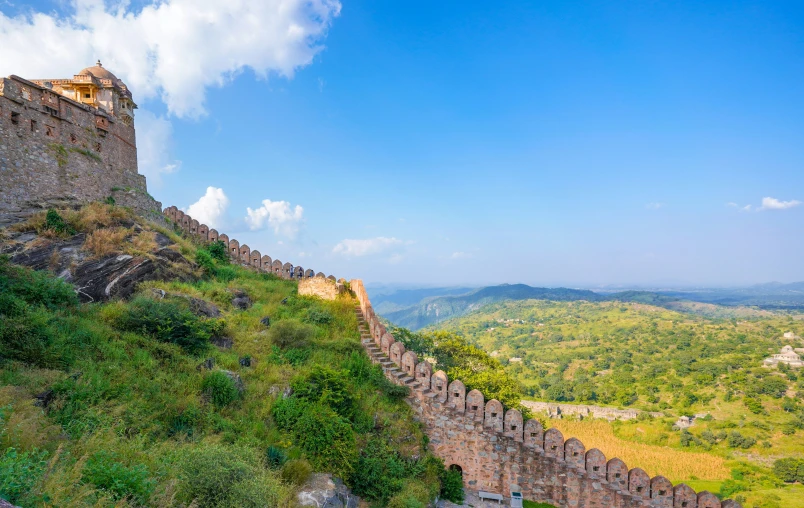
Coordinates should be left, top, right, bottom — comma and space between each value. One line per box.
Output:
350, 278, 741, 508
161, 206, 341, 284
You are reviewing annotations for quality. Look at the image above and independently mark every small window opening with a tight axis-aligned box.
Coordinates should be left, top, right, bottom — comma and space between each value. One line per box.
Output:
550, 445, 557, 450
69, 133, 78, 143
530, 432, 537, 438
30, 119, 37, 132
592, 466, 600, 472
615, 473, 621, 479
573, 451, 579, 456
681, 503, 688, 508
472, 405, 478, 411
491, 412, 497, 418
84, 93, 91, 99
11, 112, 20, 124
658, 490, 666, 496
453, 393, 459, 398
46, 126, 55, 137
511, 425, 517, 430
636, 486, 643, 493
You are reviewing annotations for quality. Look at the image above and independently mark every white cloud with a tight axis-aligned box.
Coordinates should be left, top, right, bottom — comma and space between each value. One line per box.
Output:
244, 199, 304, 238
333, 237, 404, 257
645, 202, 664, 210
758, 197, 801, 211
450, 251, 472, 259
184, 186, 230, 228
742, 205, 752, 212
726, 202, 738, 207
0, 0, 341, 118
135, 110, 180, 185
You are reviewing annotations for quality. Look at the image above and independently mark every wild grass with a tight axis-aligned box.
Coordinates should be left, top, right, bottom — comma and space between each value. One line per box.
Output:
0, 208, 452, 506
83, 227, 129, 258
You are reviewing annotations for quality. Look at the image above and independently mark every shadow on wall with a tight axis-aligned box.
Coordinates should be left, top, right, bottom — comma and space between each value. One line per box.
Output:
350, 279, 742, 508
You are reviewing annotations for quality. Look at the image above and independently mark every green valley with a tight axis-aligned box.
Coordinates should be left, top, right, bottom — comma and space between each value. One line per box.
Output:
424, 298, 804, 507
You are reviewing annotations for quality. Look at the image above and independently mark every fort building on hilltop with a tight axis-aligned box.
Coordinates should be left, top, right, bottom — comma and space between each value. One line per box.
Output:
0, 62, 160, 224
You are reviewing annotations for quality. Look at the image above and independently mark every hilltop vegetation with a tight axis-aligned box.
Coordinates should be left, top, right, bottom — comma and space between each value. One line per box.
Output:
382, 283, 788, 331
429, 298, 804, 506
0, 205, 459, 507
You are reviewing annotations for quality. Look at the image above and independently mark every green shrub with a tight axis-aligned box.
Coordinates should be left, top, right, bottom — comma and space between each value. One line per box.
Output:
304, 307, 333, 325
292, 366, 355, 419
280, 458, 312, 486
81, 450, 154, 504
440, 467, 464, 503
202, 240, 229, 264
266, 446, 287, 469
349, 438, 411, 502
44, 208, 76, 235
271, 396, 308, 430
269, 319, 316, 349
744, 397, 764, 414
773, 458, 804, 483
221, 473, 292, 508
178, 444, 255, 507
203, 371, 241, 408
387, 480, 430, 508
0, 446, 48, 504
0, 256, 78, 310
727, 431, 756, 449
293, 403, 356, 475
116, 296, 220, 354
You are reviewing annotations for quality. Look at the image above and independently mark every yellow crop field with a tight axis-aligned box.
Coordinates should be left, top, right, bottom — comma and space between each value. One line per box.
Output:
549, 420, 730, 482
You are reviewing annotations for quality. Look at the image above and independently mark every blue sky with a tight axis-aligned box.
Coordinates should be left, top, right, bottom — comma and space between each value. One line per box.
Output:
2, 0, 803, 286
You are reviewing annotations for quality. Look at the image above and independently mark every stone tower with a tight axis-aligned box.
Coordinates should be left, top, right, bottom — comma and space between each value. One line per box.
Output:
0, 62, 160, 224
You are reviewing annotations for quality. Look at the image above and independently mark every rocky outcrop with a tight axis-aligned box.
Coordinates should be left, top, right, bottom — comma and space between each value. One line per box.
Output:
2, 225, 194, 303
297, 474, 359, 508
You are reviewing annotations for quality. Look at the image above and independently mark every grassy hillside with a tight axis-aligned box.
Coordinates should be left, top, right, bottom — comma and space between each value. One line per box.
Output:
0, 205, 460, 508
430, 299, 804, 506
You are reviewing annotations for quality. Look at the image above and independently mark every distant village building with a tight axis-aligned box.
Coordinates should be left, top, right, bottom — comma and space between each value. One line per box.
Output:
509, 357, 523, 363
783, 331, 801, 340
763, 346, 804, 369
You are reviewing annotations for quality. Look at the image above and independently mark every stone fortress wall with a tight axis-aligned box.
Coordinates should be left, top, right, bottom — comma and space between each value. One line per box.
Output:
349, 279, 741, 508
0, 75, 160, 222
161, 206, 343, 287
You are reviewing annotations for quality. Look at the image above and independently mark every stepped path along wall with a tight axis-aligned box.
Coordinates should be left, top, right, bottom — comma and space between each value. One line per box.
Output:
350, 279, 741, 508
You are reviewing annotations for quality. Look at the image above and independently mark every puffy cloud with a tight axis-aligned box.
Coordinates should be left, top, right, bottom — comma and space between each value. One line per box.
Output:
645, 202, 664, 210
0, 0, 341, 117
333, 237, 404, 257
758, 197, 801, 211
135, 110, 181, 185
245, 199, 304, 238
450, 251, 472, 259
185, 187, 230, 228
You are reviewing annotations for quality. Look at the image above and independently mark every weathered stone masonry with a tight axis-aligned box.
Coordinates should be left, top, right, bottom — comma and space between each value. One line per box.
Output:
161, 205, 342, 285
0, 66, 160, 223
350, 279, 741, 508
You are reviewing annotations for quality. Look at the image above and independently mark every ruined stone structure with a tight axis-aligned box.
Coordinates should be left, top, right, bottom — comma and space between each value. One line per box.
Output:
521, 401, 663, 422
0, 63, 160, 224
299, 276, 346, 300
161, 206, 338, 282
350, 279, 741, 508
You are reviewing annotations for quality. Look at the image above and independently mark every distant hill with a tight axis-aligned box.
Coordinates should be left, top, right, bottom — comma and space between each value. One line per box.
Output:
382, 284, 604, 329
370, 286, 476, 314
379, 284, 788, 330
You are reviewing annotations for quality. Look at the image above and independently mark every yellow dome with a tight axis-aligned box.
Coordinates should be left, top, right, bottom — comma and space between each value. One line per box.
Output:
79, 60, 120, 83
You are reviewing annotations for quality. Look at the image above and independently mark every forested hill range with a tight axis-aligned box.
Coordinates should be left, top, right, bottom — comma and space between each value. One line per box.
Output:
424, 298, 804, 507
380, 283, 803, 330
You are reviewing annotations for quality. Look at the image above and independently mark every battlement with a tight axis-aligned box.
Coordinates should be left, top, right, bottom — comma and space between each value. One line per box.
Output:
0, 67, 157, 222
162, 206, 342, 284
350, 279, 741, 508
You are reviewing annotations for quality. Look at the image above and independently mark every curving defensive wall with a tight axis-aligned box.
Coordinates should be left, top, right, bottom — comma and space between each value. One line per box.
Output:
350, 279, 741, 508
161, 205, 741, 508
162, 206, 341, 283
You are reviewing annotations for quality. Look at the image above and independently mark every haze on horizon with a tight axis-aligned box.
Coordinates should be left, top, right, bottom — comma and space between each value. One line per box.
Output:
2, 0, 802, 287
